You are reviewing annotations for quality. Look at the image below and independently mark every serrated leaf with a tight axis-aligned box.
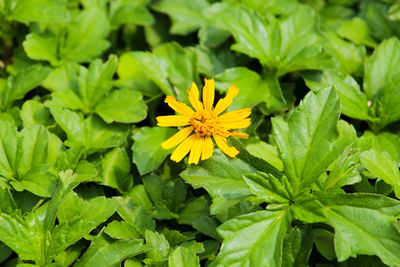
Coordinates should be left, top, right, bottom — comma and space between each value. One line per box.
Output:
168, 246, 200, 267
272, 88, 346, 195
315, 191, 400, 265
215, 209, 291, 267
360, 149, 400, 197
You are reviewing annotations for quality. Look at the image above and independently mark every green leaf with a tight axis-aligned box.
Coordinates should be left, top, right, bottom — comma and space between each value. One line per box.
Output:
364, 37, 400, 100
152, 0, 209, 35
0, 120, 18, 179
1, 65, 51, 110
95, 88, 147, 123
104, 220, 140, 240
168, 246, 200, 267
132, 127, 176, 175
20, 100, 51, 128
315, 191, 400, 265
337, 17, 377, 47
360, 149, 400, 197
110, 0, 154, 28
23, 32, 59, 65
145, 230, 170, 263
245, 140, 283, 171
215, 67, 285, 110
60, 8, 110, 63
243, 172, 291, 203
8, 0, 70, 24
178, 196, 209, 225
324, 146, 361, 190
74, 231, 144, 267
153, 42, 199, 102
303, 70, 370, 121
375, 75, 400, 129
272, 88, 345, 195
313, 229, 335, 261
117, 51, 173, 96
359, 131, 400, 164
215, 209, 291, 267
101, 147, 132, 192
282, 226, 313, 267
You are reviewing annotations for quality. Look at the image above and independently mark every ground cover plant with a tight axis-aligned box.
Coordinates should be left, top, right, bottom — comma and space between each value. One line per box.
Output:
2, 0, 400, 266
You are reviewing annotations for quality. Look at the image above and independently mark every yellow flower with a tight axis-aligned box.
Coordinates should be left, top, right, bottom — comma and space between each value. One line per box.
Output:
156, 78, 251, 164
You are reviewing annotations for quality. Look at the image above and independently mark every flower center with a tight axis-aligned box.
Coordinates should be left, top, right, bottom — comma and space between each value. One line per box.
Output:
190, 110, 218, 137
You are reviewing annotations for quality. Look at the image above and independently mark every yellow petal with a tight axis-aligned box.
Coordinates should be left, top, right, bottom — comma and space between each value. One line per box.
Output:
161, 126, 193, 149
230, 131, 249, 139
202, 78, 215, 111
214, 85, 240, 115
219, 118, 251, 129
188, 136, 204, 164
217, 108, 251, 122
170, 134, 197, 162
213, 134, 239, 157
201, 136, 214, 160
156, 115, 190, 127
187, 82, 203, 112
165, 96, 194, 117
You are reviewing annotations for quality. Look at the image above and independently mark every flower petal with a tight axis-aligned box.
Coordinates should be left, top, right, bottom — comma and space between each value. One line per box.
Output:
217, 108, 251, 122
161, 126, 193, 149
165, 96, 194, 117
202, 78, 215, 111
170, 134, 197, 162
230, 131, 249, 139
157, 115, 190, 127
188, 136, 205, 164
201, 136, 214, 160
187, 82, 203, 112
214, 85, 240, 115
219, 118, 251, 129
213, 134, 239, 158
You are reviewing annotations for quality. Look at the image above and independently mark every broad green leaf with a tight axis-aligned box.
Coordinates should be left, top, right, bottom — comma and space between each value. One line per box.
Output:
359, 131, 400, 164
272, 88, 344, 195
302, 70, 370, 121
20, 100, 51, 128
168, 246, 200, 267
360, 149, 400, 197
245, 139, 283, 171
0, 242, 12, 263
8, 0, 69, 23
0, 186, 16, 214
117, 51, 173, 96
145, 230, 170, 264
152, 0, 209, 35
1, 65, 51, 110
23, 32, 59, 65
132, 127, 176, 175
215, 209, 291, 267
53, 245, 81, 266
364, 37, 400, 99
323, 32, 366, 76
315, 191, 400, 265
49, 192, 118, 257
74, 231, 144, 267
215, 67, 285, 110
243, 172, 291, 203
337, 17, 377, 47
125, 185, 153, 214
101, 147, 132, 193
313, 229, 335, 261
0, 120, 18, 179
60, 8, 110, 63
110, 0, 154, 28
192, 216, 220, 241
282, 226, 313, 267
95, 88, 147, 123
104, 220, 140, 240
178, 196, 209, 225
375, 75, 400, 129
153, 42, 199, 102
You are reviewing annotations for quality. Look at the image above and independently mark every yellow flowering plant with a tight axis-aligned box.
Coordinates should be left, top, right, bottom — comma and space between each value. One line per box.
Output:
156, 78, 251, 164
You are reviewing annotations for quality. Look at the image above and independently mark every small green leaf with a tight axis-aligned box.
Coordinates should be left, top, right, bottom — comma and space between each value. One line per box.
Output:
104, 220, 140, 240
95, 88, 147, 123
360, 149, 400, 197
282, 226, 313, 267
101, 147, 132, 192
74, 231, 144, 267
132, 127, 176, 175
168, 246, 200, 267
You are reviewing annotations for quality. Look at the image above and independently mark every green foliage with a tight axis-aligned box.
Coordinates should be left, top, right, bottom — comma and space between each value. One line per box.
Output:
2, 0, 400, 266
